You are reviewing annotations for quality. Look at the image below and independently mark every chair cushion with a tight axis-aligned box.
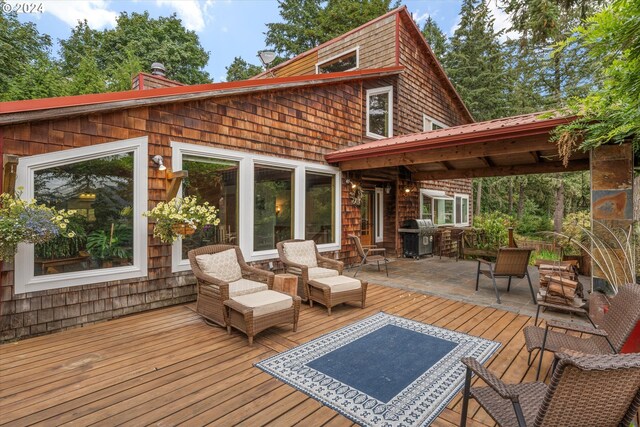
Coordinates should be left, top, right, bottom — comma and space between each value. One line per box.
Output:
196, 249, 242, 283
283, 241, 317, 268
311, 275, 362, 293
231, 290, 293, 317
309, 267, 339, 279
228, 278, 268, 297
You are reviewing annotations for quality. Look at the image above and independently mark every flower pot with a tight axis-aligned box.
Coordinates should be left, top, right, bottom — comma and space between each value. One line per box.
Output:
172, 223, 196, 236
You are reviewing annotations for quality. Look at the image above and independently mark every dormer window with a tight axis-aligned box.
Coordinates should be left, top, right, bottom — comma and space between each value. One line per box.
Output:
423, 114, 448, 131
316, 47, 359, 73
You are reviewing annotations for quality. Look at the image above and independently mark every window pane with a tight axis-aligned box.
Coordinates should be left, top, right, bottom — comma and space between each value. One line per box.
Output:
368, 92, 390, 137
432, 123, 444, 130
421, 196, 433, 220
254, 166, 293, 251
181, 156, 239, 258
456, 197, 462, 223
33, 153, 134, 275
305, 173, 334, 244
434, 198, 454, 225
462, 197, 469, 223
318, 51, 357, 73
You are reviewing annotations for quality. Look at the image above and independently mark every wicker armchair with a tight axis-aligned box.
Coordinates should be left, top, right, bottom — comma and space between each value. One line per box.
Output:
348, 234, 388, 277
524, 283, 640, 380
476, 247, 536, 304
276, 239, 343, 301
188, 245, 274, 327
460, 352, 640, 427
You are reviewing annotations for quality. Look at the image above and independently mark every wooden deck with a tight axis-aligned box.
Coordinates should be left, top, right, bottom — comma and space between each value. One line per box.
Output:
0, 284, 557, 426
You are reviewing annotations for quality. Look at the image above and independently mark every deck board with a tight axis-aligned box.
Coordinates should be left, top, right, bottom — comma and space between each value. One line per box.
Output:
0, 283, 556, 426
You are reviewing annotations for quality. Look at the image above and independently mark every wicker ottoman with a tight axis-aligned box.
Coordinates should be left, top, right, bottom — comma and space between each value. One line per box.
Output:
307, 275, 368, 315
224, 290, 301, 346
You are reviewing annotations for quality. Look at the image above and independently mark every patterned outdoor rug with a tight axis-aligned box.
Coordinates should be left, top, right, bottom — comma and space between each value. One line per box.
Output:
256, 312, 500, 427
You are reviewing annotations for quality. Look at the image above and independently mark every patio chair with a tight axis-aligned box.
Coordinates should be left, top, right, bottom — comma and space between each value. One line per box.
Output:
524, 283, 640, 380
276, 239, 343, 301
475, 247, 536, 305
188, 245, 274, 327
460, 351, 640, 427
348, 234, 388, 277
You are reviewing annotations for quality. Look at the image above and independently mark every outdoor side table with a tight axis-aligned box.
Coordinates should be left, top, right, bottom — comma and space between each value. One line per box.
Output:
273, 273, 298, 297
307, 275, 368, 315
224, 290, 301, 346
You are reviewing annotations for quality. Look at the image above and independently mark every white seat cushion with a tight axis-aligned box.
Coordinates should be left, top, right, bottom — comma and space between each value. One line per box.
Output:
228, 278, 268, 297
311, 275, 362, 293
196, 249, 242, 283
308, 267, 339, 279
283, 241, 318, 268
231, 290, 293, 317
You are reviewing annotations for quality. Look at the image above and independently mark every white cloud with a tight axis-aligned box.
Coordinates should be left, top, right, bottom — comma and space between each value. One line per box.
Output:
155, 0, 206, 31
412, 11, 430, 25
22, 0, 118, 29
487, 0, 517, 40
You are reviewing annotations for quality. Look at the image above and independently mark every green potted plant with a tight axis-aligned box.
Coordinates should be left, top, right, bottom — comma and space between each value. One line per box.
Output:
86, 223, 132, 268
143, 195, 220, 243
0, 190, 77, 261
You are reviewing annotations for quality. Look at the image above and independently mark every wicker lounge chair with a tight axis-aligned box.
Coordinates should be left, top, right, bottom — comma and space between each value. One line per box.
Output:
276, 239, 343, 301
475, 247, 536, 304
460, 352, 640, 427
188, 245, 274, 327
524, 283, 640, 380
348, 234, 388, 277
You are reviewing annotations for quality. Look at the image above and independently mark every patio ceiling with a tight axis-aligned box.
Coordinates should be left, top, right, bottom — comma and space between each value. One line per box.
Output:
325, 112, 590, 179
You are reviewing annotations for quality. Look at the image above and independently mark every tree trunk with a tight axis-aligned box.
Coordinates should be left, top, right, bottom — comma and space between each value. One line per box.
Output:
553, 176, 565, 233
517, 179, 525, 219
508, 178, 514, 213
476, 179, 482, 215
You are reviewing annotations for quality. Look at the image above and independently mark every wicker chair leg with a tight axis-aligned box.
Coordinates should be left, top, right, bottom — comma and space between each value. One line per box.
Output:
526, 270, 537, 305
248, 336, 254, 347
460, 367, 472, 427
227, 325, 231, 335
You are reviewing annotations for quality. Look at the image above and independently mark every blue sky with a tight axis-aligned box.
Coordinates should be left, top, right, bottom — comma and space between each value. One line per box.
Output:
12, 0, 512, 82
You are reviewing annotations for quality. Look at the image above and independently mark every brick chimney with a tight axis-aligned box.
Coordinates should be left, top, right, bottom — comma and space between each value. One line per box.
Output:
132, 62, 185, 90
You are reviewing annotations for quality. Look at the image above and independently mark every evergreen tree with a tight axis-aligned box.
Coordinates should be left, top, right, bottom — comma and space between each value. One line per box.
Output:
421, 16, 448, 60
5, 55, 68, 100
225, 57, 263, 81
266, 0, 398, 57
443, 0, 509, 121
69, 56, 107, 95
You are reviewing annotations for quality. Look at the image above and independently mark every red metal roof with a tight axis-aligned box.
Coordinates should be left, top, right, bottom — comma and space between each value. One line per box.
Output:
325, 111, 576, 163
0, 66, 403, 118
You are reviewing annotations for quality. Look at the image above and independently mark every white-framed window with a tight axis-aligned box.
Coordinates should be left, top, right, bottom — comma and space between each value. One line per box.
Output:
374, 187, 384, 243
366, 86, 393, 139
316, 46, 359, 74
423, 114, 447, 131
455, 194, 470, 226
14, 137, 148, 293
171, 142, 341, 271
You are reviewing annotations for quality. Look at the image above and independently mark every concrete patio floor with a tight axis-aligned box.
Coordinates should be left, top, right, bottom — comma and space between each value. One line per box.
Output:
351, 255, 591, 322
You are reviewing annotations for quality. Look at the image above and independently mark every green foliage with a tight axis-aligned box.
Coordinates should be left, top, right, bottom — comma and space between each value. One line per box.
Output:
529, 248, 562, 265
265, 0, 398, 57
225, 57, 263, 82
553, 0, 640, 151
86, 224, 132, 262
35, 215, 87, 260
443, 0, 510, 121
68, 56, 107, 96
421, 16, 448, 60
515, 214, 553, 236
143, 196, 220, 243
473, 212, 513, 249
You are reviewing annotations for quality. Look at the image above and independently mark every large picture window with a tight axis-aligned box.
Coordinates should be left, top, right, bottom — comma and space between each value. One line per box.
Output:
15, 137, 148, 293
181, 155, 239, 258
366, 86, 393, 139
254, 166, 294, 251
305, 172, 334, 244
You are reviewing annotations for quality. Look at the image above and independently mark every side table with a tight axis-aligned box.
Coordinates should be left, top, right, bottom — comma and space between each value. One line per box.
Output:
273, 273, 298, 297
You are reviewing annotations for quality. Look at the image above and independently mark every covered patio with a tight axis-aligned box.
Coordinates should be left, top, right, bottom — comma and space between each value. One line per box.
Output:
0, 283, 555, 426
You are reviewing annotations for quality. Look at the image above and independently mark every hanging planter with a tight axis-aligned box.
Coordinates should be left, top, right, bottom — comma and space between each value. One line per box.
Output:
143, 195, 220, 243
350, 186, 363, 206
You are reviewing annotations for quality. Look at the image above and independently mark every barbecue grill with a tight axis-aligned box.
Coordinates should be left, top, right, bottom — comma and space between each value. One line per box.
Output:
398, 219, 437, 258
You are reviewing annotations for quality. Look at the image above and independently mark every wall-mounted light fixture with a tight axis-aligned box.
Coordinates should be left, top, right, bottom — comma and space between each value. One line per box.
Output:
152, 155, 167, 171
385, 183, 392, 194
345, 178, 358, 189
276, 204, 281, 216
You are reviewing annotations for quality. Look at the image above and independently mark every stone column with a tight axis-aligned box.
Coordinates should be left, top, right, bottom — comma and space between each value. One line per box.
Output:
590, 143, 635, 293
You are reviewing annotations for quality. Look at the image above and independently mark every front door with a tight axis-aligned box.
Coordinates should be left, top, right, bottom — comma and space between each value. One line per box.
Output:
360, 191, 374, 246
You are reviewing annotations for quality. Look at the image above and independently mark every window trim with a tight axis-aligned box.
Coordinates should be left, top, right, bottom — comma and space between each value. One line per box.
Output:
455, 193, 470, 226
14, 137, 148, 294
171, 142, 341, 272
422, 114, 448, 132
315, 46, 359, 74
366, 86, 393, 139
420, 189, 456, 226
374, 187, 384, 243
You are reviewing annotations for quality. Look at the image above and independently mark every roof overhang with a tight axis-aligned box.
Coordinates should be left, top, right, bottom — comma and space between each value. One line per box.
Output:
0, 66, 404, 125
326, 112, 589, 179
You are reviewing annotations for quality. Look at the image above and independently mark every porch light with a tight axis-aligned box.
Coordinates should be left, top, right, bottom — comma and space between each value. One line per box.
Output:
404, 187, 411, 193
152, 155, 167, 171
385, 183, 392, 194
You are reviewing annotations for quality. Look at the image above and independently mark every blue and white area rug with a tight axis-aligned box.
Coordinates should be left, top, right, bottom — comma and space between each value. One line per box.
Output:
256, 312, 500, 427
